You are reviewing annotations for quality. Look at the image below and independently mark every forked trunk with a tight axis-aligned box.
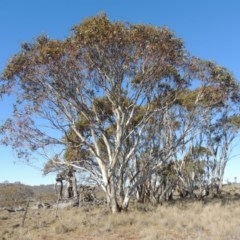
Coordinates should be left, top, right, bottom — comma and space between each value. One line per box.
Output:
107, 178, 121, 213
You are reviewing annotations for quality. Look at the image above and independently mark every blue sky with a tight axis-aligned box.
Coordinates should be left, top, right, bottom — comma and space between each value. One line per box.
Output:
0, 0, 240, 185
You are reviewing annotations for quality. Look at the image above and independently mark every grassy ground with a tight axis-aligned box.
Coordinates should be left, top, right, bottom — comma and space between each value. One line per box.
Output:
1, 185, 240, 240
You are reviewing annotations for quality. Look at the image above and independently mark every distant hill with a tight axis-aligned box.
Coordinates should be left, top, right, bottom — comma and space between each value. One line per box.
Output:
0, 182, 56, 207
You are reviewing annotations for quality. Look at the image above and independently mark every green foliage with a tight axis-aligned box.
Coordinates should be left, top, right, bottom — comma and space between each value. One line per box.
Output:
175, 86, 226, 110
229, 115, 240, 129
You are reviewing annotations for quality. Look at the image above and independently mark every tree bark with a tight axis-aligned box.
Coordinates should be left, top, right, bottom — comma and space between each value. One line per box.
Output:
104, 175, 121, 213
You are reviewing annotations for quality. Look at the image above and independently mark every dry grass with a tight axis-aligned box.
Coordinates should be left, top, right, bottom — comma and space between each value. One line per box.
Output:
1, 187, 240, 240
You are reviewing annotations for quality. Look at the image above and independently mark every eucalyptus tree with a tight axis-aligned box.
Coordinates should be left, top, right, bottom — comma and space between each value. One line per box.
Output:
195, 62, 240, 190
203, 112, 240, 190
1, 14, 239, 212
175, 61, 240, 191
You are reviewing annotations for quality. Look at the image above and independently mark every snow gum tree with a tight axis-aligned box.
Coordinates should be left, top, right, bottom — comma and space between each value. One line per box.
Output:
1, 14, 239, 212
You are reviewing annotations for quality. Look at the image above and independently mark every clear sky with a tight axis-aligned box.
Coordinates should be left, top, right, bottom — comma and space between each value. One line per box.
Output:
0, 0, 240, 185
